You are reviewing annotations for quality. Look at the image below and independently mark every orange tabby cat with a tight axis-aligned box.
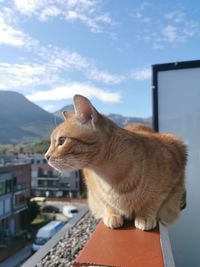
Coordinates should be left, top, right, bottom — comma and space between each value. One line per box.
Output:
45, 95, 187, 230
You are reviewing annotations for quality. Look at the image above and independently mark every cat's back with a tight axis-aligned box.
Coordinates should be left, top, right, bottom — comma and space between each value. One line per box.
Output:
158, 132, 187, 166
125, 123, 187, 167
124, 123, 154, 134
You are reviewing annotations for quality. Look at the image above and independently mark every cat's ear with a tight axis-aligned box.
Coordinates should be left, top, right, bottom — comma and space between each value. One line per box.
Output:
73, 95, 98, 128
62, 111, 68, 121
62, 111, 73, 121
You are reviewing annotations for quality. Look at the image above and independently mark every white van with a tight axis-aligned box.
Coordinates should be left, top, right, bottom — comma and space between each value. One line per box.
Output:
32, 220, 64, 252
62, 205, 78, 218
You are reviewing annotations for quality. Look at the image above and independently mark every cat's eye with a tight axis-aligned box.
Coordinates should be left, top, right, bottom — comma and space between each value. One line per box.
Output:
58, 136, 67, 146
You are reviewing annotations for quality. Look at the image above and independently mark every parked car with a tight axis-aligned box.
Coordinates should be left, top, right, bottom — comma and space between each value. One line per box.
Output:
62, 205, 78, 218
30, 197, 46, 204
42, 205, 60, 213
32, 220, 64, 252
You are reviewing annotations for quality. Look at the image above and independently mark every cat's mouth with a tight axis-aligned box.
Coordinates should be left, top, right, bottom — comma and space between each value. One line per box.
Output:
47, 157, 79, 172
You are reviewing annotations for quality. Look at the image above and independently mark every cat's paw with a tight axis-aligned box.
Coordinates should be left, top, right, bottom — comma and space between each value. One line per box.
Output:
135, 216, 157, 231
103, 214, 124, 229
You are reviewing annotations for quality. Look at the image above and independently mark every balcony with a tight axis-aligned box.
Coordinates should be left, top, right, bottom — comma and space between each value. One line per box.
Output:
21, 208, 174, 267
37, 176, 59, 180
36, 182, 70, 190
13, 182, 26, 194
13, 201, 27, 212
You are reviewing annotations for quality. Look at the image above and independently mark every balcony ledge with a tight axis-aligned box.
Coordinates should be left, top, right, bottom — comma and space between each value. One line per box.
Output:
21, 209, 175, 267
74, 221, 175, 267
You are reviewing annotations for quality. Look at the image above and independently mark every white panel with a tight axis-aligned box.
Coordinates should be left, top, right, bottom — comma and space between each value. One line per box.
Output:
158, 68, 200, 138
157, 67, 200, 267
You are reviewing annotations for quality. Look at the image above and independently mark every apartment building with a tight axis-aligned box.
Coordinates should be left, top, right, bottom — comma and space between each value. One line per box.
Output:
30, 155, 84, 198
0, 153, 85, 200
0, 164, 31, 238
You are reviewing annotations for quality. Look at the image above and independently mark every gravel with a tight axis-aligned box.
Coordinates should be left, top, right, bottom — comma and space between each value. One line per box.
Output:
36, 212, 99, 267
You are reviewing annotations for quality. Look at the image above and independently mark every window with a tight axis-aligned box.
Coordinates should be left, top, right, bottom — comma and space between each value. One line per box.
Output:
38, 180, 47, 187
0, 200, 3, 216
5, 180, 12, 193
32, 169, 38, 178
0, 181, 5, 195
13, 177, 17, 187
66, 183, 70, 188
48, 180, 53, 187
48, 170, 53, 177
75, 171, 79, 178
53, 180, 57, 186
4, 198, 11, 214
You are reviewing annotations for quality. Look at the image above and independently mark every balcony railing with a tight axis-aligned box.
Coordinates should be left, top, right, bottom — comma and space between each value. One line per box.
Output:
37, 176, 59, 180
13, 183, 26, 193
36, 183, 70, 190
13, 201, 27, 211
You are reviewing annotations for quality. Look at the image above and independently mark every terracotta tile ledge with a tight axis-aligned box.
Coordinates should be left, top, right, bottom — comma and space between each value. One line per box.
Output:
74, 220, 165, 267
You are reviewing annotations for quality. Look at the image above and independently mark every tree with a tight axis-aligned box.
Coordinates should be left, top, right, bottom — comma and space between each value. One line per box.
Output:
26, 199, 40, 223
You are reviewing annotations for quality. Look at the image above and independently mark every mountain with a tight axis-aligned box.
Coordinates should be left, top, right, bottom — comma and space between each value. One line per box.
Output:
0, 91, 151, 145
0, 91, 62, 144
54, 105, 152, 128
107, 114, 152, 127
54, 104, 74, 119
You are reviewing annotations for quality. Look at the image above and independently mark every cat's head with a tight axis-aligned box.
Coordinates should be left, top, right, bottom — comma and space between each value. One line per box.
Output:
45, 94, 109, 172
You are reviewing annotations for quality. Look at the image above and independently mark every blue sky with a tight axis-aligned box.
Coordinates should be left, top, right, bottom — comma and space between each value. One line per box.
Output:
0, 0, 200, 118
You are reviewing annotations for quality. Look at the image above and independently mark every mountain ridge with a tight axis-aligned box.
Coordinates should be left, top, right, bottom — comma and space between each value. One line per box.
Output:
0, 91, 152, 145
0, 91, 62, 144
54, 105, 152, 128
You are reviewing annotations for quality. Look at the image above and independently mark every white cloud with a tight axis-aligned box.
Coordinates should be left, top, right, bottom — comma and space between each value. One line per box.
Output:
88, 68, 125, 84
132, 3, 200, 47
66, 10, 78, 21
26, 82, 121, 103
13, 0, 114, 33
13, 0, 41, 15
162, 25, 177, 43
0, 40, 126, 91
0, 16, 25, 46
37, 44, 125, 84
0, 1, 150, 93
40, 6, 61, 21
161, 21, 198, 44
0, 9, 39, 48
130, 68, 151, 80
165, 11, 185, 23
0, 9, 29, 47
38, 45, 89, 71
66, 0, 96, 9
0, 62, 57, 90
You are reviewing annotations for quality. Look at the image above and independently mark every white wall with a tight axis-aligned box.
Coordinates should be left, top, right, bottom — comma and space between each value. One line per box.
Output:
157, 67, 200, 267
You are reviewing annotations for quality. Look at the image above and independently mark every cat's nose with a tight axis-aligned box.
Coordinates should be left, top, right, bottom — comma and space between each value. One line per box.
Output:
45, 153, 50, 161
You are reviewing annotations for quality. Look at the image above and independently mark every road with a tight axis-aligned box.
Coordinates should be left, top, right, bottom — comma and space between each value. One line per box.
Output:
45, 200, 87, 221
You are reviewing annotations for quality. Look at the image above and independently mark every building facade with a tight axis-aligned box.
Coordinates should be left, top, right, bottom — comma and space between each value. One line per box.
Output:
0, 164, 31, 238
30, 155, 84, 198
